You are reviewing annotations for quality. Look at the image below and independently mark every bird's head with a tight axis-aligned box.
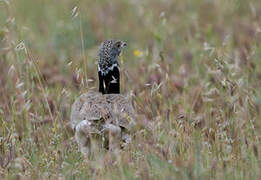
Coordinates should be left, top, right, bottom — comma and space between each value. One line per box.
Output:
111, 40, 127, 57
99, 40, 127, 63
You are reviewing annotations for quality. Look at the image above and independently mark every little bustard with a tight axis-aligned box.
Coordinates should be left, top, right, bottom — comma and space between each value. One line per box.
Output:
70, 40, 136, 158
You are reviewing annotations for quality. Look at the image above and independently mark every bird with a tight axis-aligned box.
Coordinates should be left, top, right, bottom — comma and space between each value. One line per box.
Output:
70, 40, 136, 158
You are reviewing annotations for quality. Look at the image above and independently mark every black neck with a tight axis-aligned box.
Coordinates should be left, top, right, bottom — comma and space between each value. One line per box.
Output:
98, 66, 120, 94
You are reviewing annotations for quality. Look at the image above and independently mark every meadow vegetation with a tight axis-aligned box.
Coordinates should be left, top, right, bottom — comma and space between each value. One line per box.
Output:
0, 0, 261, 179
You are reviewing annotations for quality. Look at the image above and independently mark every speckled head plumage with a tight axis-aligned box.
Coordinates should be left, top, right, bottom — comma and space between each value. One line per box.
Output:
98, 40, 127, 94
98, 40, 127, 75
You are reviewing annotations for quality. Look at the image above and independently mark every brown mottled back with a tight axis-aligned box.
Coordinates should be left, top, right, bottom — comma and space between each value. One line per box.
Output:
70, 91, 136, 131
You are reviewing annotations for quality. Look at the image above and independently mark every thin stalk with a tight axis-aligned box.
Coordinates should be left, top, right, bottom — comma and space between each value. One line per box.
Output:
79, 13, 88, 88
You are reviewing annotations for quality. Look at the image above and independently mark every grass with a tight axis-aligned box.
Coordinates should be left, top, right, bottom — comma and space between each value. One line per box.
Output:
0, 0, 261, 179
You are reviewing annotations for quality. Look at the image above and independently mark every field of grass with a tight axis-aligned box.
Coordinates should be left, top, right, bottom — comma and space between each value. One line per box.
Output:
0, 0, 261, 179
